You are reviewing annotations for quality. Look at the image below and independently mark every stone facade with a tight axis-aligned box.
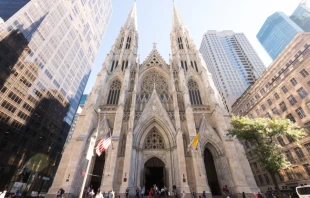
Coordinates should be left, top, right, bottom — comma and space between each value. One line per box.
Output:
46, 3, 258, 198
232, 33, 310, 192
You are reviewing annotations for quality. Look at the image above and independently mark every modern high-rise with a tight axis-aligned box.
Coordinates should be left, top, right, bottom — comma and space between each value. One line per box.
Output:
290, 5, 310, 32
0, 0, 30, 21
0, 0, 112, 194
63, 94, 88, 150
199, 30, 266, 112
257, 12, 304, 60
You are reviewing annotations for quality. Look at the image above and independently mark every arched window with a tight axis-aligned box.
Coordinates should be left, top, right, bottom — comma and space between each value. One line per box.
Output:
125, 37, 131, 49
107, 80, 121, 105
188, 79, 202, 105
119, 37, 124, 49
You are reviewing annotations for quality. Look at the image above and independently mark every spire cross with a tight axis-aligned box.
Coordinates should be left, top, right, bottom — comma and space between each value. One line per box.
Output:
153, 42, 157, 49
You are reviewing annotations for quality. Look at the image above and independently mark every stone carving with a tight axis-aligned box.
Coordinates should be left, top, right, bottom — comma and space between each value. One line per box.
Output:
142, 71, 168, 94
144, 129, 165, 149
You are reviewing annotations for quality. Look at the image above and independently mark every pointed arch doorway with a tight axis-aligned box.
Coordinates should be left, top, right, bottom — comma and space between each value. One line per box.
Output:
144, 157, 165, 194
89, 153, 105, 192
204, 148, 221, 195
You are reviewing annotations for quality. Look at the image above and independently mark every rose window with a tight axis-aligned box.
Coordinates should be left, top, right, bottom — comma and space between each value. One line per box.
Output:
144, 129, 165, 149
142, 71, 167, 94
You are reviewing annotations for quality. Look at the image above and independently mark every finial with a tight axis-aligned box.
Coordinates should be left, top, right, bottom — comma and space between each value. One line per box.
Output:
153, 83, 156, 90
153, 42, 157, 49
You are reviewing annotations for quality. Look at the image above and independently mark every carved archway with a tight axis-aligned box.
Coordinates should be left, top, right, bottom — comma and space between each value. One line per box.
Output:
204, 147, 221, 195
144, 157, 166, 193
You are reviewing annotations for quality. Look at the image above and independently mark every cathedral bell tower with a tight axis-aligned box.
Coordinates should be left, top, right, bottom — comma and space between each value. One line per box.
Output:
169, 3, 259, 197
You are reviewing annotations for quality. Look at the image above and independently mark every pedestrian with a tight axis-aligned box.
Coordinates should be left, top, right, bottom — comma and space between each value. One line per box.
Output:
89, 190, 95, 198
191, 189, 195, 198
242, 192, 246, 198
0, 191, 6, 198
83, 188, 88, 198
111, 190, 115, 198
253, 193, 258, 198
202, 191, 206, 198
223, 186, 230, 197
258, 192, 264, 198
126, 188, 129, 198
141, 186, 145, 198
183, 191, 186, 198
57, 188, 65, 198
149, 188, 153, 198
96, 191, 104, 198
136, 187, 140, 198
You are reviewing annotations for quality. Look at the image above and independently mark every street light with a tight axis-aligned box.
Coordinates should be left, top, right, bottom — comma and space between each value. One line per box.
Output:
79, 108, 101, 198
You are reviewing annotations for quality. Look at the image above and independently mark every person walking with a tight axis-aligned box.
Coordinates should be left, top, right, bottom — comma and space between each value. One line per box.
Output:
191, 189, 195, 198
202, 191, 206, 198
110, 190, 115, 198
182, 191, 186, 198
126, 188, 129, 198
141, 187, 145, 198
149, 188, 153, 198
57, 188, 65, 198
136, 187, 140, 198
242, 192, 246, 198
96, 191, 104, 198
89, 190, 95, 198
223, 186, 230, 197
0, 191, 6, 198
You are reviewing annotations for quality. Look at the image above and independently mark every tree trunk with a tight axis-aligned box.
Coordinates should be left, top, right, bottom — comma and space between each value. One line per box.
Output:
269, 171, 282, 198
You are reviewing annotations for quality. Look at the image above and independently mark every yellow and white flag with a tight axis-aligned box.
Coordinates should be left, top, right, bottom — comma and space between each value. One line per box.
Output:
187, 132, 200, 152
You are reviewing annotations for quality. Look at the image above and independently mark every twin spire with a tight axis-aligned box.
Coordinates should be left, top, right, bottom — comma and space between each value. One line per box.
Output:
123, 1, 185, 31
172, 2, 185, 30
124, 1, 138, 30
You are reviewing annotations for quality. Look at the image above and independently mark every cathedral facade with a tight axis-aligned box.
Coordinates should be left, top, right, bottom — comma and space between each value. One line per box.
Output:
47, 3, 258, 198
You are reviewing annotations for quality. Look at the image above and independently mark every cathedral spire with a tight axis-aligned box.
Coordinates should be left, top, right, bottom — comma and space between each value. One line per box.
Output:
124, 1, 138, 30
172, 2, 185, 30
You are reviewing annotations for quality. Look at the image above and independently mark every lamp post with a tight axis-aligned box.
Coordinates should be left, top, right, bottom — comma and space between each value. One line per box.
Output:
79, 108, 101, 198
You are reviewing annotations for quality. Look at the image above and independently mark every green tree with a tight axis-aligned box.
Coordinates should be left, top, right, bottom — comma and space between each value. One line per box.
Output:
228, 116, 305, 198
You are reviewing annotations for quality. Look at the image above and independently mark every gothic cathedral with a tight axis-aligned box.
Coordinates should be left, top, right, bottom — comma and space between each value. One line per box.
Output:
47, 3, 258, 198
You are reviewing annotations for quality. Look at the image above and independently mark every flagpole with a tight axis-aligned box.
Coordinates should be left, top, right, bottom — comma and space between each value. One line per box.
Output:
79, 108, 101, 198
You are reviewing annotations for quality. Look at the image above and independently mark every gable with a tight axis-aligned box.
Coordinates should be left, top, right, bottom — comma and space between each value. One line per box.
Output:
134, 89, 176, 132
140, 47, 169, 72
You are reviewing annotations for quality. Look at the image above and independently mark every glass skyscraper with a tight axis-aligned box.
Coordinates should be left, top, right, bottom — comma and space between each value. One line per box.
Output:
199, 30, 266, 112
257, 12, 303, 60
0, 0, 30, 21
0, 0, 111, 194
290, 5, 310, 32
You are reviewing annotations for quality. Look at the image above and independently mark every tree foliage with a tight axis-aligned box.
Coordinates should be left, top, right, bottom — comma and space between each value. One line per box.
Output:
228, 116, 304, 174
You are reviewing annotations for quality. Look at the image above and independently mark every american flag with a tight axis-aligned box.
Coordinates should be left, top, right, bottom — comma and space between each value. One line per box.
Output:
96, 131, 112, 156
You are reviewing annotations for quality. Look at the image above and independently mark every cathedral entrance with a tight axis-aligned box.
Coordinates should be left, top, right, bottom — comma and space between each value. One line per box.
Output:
204, 148, 221, 195
89, 153, 105, 192
144, 157, 165, 194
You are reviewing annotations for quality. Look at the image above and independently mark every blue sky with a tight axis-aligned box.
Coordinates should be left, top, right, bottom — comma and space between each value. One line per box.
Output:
84, 0, 300, 94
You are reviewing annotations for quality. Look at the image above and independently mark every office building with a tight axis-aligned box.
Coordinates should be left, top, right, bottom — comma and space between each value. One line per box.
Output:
0, 0, 112, 194
232, 33, 310, 192
0, 0, 30, 22
63, 94, 88, 149
257, 12, 304, 60
290, 5, 310, 32
199, 30, 266, 112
